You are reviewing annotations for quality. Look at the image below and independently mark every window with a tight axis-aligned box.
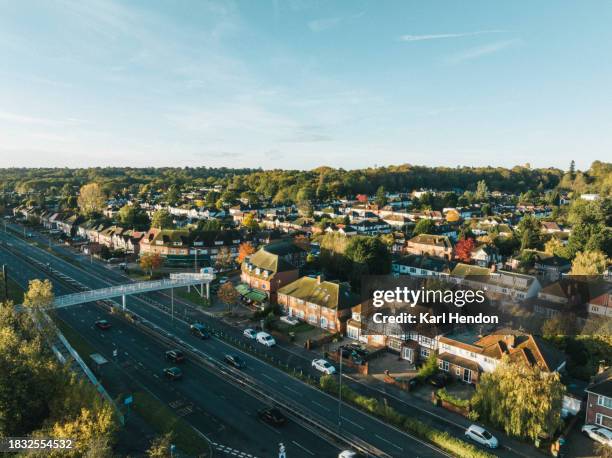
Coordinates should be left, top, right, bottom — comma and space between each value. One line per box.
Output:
596, 413, 612, 429
598, 395, 612, 409
438, 360, 449, 372
420, 348, 430, 358
456, 368, 461, 376
388, 339, 402, 351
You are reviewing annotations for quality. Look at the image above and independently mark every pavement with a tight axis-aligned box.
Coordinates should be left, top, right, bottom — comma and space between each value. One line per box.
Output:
0, 223, 452, 458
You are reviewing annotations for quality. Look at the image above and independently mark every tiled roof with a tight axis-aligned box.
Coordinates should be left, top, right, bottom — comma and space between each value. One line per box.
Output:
278, 276, 360, 310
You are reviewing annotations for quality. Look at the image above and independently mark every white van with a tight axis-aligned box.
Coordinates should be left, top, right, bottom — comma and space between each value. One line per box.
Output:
256, 332, 276, 347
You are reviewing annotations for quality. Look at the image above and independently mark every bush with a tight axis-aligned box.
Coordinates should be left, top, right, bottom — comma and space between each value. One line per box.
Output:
417, 353, 438, 380
437, 388, 470, 409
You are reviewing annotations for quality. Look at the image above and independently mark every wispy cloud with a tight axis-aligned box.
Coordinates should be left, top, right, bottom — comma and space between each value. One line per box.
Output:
445, 39, 520, 64
399, 30, 505, 42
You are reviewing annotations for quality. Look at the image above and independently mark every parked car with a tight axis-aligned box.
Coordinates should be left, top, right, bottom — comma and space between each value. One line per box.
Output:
465, 425, 498, 449
243, 328, 257, 339
165, 350, 185, 363
256, 332, 276, 347
190, 323, 210, 339
218, 276, 229, 284
280, 315, 299, 326
163, 367, 183, 380
258, 407, 287, 426
95, 319, 111, 330
312, 358, 336, 375
224, 354, 246, 369
582, 425, 612, 446
428, 372, 451, 388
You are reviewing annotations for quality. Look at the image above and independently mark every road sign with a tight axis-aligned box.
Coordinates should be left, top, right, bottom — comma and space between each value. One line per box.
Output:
124, 395, 133, 405
112, 349, 118, 358
278, 442, 286, 458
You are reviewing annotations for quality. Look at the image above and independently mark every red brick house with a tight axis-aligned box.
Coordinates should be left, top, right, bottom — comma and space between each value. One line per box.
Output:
240, 242, 301, 303
585, 368, 612, 429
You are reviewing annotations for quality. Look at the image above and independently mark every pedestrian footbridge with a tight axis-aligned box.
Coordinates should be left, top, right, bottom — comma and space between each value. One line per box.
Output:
51, 272, 215, 309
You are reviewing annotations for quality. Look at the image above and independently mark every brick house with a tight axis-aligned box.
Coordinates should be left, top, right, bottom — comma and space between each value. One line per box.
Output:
277, 276, 360, 333
405, 234, 453, 261
240, 243, 301, 303
139, 228, 191, 257
437, 331, 566, 384
585, 368, 612, 429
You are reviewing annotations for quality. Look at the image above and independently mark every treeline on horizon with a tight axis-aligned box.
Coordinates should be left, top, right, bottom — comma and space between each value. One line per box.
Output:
1, 161, 610, 201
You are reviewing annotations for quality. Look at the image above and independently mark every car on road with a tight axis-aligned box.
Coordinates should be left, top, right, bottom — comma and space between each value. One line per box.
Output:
165, 350, 185, 363
218, 276, 229, 284
190, 323, 210, 339
428, 372, 451, 388
94, 319, 111, 330
224, 354, 247, 369
163, 367, 183, 380
338, 451, 358, 458
243, 328, 257, 339
465, 425, 498, 449
312, 358, 336, 375
582, 425, 612, 446
256, 332, 276, 347
258, 407, 287, 426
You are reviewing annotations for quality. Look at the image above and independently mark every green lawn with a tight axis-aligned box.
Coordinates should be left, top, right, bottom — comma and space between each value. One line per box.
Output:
131, 391, 212, 457
176, 287, 212, 307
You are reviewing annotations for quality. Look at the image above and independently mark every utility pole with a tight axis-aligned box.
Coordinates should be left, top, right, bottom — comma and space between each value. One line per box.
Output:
171, 287, 174, 326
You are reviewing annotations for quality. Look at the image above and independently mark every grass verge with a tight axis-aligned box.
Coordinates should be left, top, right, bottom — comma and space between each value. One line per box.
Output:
176, 288, 212, 307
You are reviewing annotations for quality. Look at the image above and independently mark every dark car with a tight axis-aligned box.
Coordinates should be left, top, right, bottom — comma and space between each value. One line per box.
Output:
95, 319, 111, 330
258, 407, 287, 426
224, 354, 246, 369
163, 367, 183, 380
190, 323, 210, 339
429, 372, 451, 388
165, 350, 185, 363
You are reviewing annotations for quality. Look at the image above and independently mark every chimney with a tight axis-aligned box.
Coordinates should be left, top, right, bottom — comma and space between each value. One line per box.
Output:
505, 335, 515, 349
490, 264, 497, 273
316, 274, 323, 284
598, 361, 608, 375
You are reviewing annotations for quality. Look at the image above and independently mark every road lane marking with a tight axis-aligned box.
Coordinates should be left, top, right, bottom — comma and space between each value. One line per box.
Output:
260, 373, 276, 383
291, 441, 314, 456
283, 385, 302, 396
311, 400, 330, 412
375, 434, 403, 451
341, 416, 364, 430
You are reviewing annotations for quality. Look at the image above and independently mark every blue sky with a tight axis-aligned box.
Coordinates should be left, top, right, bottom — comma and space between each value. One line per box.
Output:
0, 0, 610, 170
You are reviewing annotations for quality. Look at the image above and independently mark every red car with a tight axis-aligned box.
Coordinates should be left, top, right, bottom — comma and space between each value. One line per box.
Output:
95, 319, 111, 330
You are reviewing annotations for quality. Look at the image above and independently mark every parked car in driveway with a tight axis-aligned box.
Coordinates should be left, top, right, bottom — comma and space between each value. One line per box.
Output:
258, 407, 287, 426
243, 328, 257, 339
95, 319, 111, 330
163, 367, 183, 380
582, 425, 612, 446
165, 350, 185, 363
190, 323, 210, 339
256, 332, 276, 347
312, 358, 336, 375
465, 425, 498, 449
224, 354, 246, 369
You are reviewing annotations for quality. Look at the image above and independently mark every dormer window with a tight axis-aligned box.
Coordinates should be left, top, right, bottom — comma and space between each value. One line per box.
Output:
256, 268, 261, 275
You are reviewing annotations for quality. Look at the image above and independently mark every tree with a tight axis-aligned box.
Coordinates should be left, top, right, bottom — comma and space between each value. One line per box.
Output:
23, 279, 54, 309
472, 357, 565, 441
475, 180, 489, 201
412, 219, 435, 236
215, 247, 234, 271
150, 209, 174, 229
241, 213, 260, 231
164, 186, 180, 206
454, 237, 475, 263
117, 203, 150, 230
570, 250, 609, 275
544, 238, 565, 257
217, 282, 239, 312
374, 186, 387, 208
77, 183, 106, 216
517, 215, 542, 250
237, 242, 255, 263
140, 253, 163, 277
569, 160, 576, 179
344, 236, 391, 287
147, 432, 174, 458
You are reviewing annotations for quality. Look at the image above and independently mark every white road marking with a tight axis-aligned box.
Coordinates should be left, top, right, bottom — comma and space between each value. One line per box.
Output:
283, 385, 302, 396
260, 373, 276, 383
291, 441, 314, 456
311, 400, 330, 411
375, 434, 403, 451
341, 416, 364, 430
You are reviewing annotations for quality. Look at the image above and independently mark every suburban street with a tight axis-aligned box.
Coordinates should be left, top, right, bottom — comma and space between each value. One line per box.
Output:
0, 224, 452, 458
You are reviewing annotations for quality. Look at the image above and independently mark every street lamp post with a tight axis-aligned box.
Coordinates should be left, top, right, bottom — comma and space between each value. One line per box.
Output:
338, 346, 343, 430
